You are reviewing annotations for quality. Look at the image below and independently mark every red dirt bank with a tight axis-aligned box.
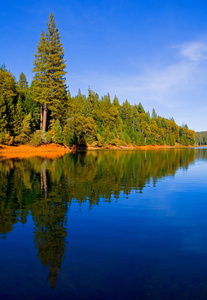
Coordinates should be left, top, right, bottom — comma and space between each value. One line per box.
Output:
0, 143, 200, 159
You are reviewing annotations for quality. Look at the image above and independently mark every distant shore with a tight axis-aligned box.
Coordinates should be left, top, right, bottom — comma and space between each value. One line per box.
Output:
0, 143, 204, 159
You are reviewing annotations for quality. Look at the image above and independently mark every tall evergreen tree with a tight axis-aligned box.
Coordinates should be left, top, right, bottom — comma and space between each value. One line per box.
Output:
15, 72, 30, 134
46, 13, 67, 121
0, 69, 17, 133
33, 31, 49, 131
33, 13, 67, 131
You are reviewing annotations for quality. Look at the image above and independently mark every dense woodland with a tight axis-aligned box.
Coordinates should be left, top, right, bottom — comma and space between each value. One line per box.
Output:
195, 131, 207, 145
0, 13, 195, 147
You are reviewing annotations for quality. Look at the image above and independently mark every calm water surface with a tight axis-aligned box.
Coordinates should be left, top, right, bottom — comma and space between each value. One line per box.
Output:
0, 149, 207, 299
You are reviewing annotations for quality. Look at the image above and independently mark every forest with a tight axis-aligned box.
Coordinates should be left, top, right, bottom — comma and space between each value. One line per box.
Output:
195, 131, 207, 145
0, 13, 195, 147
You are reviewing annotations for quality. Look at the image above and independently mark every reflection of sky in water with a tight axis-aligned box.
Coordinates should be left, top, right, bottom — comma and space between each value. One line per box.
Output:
1, 150, 207, 299
122, 159, 207, 255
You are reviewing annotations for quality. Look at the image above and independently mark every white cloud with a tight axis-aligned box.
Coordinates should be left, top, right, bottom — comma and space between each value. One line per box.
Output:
179, 42, 207, 61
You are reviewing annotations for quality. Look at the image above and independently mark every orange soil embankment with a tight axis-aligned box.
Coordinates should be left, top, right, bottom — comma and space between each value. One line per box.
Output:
0, 143, 200, 159
0, 144, 71, 159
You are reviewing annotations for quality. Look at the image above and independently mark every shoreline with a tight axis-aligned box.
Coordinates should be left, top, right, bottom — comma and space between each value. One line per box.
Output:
0, 144, 70, 159
0, 143, 204, 159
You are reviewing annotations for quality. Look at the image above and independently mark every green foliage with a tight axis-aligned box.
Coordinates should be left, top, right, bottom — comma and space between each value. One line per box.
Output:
96, 133, 105, 146
108, 132, 117, 145
0, 130, 14, 145
0, 69, 17, 133
50, 119, 64, 144
65, 115, 97, 145
63, 127, 73, 147
152, 108, 157, 119
33, 13, 67, 131
15, 113, 32, 144
29, 130, 51, 146
195, 131, 207, 145
58, 88, 195, 147
166, 134, 175, 146
17, 72, 28, 90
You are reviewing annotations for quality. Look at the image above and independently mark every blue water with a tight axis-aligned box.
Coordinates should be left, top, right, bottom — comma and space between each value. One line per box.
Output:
0, 149, 207, 299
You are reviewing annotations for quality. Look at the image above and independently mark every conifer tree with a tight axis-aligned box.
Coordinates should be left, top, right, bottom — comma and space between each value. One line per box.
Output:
14, 96, 24, 134
17, 72, 28, 90
33, 30, 48, 131
0, 69, 17, 133
33, 13, 67, 131
15, 72, 29, 134
46, 13, 67, 119
152, 108, 157, 119
53, 119, 64, 144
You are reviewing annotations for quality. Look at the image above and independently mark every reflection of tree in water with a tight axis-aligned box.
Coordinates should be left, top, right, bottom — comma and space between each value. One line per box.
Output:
0, 161, 40, 236
0, 148, 200, 287
41, 169, 47, 198
32, 170, 68, 289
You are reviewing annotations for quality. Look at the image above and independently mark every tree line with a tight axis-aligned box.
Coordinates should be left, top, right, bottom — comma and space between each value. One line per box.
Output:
0, 13, 195, 147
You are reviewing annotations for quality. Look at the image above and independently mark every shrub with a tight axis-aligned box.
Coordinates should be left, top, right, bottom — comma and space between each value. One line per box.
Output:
0, 130, 14, 145
108, 132, 117, 145
29, 130, 51, 146
96, 133, 105, 147
108, 138, 117, 146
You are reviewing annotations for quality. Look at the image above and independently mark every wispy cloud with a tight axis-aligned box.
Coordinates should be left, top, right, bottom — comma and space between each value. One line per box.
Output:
179, 42, 207, 61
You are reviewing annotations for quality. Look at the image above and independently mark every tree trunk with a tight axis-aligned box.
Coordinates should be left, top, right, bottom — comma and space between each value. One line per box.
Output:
43, 169, 47, 198
41, 169, 47, 198
40, 104, 43, 130
43, 103, 47, 132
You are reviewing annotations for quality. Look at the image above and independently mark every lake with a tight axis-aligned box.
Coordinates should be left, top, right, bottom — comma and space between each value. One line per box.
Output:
0, 148, 207, 299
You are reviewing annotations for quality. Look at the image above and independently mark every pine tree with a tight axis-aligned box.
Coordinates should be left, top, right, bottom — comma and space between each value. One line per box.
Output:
46, 14, 67, 120
152, 108, 157, 119
14, 95, 24, 134
17, 72, 28, 90
0, 69, 17, 133
33, 13, 67, 131
53, 119, 64, 144
15, 113, 32, 144
33, 30, 49, 131
15, 73, 29, 134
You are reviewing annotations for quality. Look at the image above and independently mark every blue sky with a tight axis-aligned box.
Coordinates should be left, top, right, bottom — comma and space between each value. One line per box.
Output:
1, 0, 207, 131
